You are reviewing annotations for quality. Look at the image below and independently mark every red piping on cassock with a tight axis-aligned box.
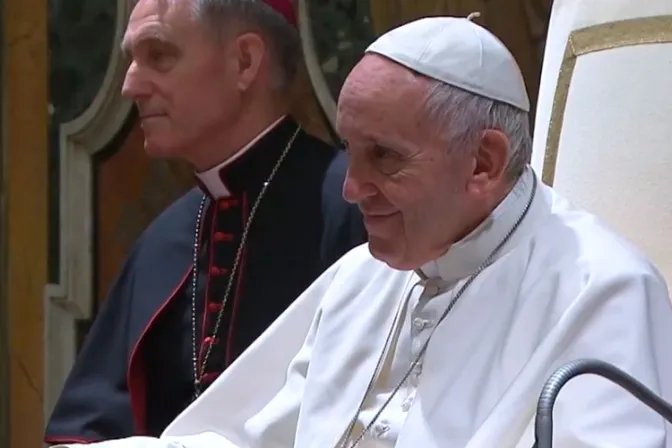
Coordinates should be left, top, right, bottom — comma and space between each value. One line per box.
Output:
126, 265, 194, 435
226, 192, 249, 366
199, 204, 218, 367
44, 435, 98, 445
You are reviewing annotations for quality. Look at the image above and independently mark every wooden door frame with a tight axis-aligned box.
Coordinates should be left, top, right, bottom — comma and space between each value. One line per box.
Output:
1, 0, 9, 443
1, 0, 48, 446
0, 0, 9, 436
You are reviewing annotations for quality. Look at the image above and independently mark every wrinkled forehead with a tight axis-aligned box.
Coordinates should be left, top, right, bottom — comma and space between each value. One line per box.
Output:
127, 0, 182, 25
122, 0, 192, 50
337, 55, 431, 140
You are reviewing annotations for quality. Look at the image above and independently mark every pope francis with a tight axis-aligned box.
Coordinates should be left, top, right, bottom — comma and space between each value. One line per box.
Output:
53, 7, 672, 448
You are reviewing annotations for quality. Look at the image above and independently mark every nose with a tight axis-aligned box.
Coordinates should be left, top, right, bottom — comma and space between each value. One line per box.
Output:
343, 163, 377, 205
121, 61, 151, 100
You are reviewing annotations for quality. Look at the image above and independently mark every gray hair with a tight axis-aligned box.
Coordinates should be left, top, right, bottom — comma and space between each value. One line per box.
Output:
423, 81, 532, 180
191, 0, 301, 93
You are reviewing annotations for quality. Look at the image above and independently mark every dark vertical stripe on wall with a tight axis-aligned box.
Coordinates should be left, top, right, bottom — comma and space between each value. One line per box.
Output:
0, 0, 11, 443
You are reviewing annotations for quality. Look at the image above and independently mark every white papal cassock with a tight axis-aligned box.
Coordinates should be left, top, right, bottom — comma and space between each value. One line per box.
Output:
55, 165, 672, 448
530, 0, 672, 282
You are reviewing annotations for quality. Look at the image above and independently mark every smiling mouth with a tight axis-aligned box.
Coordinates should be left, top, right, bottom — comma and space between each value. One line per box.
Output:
363, 210, 397, 218
363, 212, 398, 225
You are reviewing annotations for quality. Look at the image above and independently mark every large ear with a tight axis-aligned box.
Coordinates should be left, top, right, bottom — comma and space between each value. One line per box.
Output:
468, 129, 512, 196
234, 32, 266, 92
531, 0, 672, 282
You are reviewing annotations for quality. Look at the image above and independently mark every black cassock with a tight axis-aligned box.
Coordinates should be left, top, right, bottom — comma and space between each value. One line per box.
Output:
45, 116, 367, 444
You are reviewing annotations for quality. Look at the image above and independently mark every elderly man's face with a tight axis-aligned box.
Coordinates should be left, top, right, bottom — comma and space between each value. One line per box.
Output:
337, 55, 487, 270
121, 0, 242, 164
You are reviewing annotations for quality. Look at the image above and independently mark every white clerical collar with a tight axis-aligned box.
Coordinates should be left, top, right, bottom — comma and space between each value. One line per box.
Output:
420, 167, 537, 284
195, 115, 286, 199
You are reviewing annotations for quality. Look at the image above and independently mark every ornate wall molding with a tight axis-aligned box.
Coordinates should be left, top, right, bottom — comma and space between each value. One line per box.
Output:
298, 0, 338, 129
43, 0, 132, 420
297, 0, 378, 131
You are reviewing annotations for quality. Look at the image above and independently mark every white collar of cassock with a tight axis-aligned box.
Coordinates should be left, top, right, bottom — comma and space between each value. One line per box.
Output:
420, 167, 536, 284
194, 115, 286, 199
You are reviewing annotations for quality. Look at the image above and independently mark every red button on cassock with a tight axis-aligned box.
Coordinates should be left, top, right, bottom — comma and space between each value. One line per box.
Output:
200, 372, 220, 384
203, 336, 218, 345
209, 266, 228, 276
213, 232, 234, 242
207, 302, 222, 312
218, 199, 239, 210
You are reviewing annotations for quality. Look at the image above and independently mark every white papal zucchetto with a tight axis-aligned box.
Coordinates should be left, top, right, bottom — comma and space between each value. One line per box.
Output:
365, 15, 530, 112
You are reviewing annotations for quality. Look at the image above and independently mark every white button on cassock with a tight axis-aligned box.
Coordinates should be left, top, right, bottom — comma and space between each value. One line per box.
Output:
401, 393, 415, 412
412, 317, 431, 331
372, 420, 390, 437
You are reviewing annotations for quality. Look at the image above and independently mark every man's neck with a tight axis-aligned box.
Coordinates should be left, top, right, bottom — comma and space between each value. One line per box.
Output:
420, 167, 534, 282
424, 173, 525, 267
451, 181, 517, 246
190, 103, 289, 172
